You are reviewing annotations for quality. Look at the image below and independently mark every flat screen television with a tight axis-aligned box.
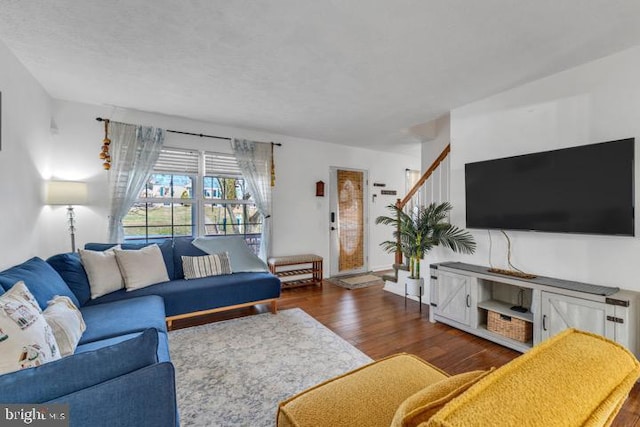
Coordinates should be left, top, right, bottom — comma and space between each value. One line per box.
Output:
465, 138, 635, 236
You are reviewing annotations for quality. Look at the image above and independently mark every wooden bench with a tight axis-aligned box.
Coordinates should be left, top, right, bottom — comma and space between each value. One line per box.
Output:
268, 254, 323, 289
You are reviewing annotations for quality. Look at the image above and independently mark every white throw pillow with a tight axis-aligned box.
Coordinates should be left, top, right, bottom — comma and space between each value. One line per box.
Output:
0, 281, 61, 375
43, 296, 86, 357
79, 245, 124, 299
182, 252, 233, 280
114, 244, 170, 291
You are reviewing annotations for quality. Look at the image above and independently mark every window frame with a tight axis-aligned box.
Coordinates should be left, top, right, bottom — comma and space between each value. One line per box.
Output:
123, 147, 261, 250
200, 175, 262, 238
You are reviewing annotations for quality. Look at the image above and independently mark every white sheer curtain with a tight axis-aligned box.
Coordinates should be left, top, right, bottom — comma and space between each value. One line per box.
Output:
108, 123, 165, 242
231, 139, 272, 261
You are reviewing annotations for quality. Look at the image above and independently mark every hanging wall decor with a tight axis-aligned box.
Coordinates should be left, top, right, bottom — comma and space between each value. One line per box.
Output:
270, 142, 276, 187
100, 119, 111, 170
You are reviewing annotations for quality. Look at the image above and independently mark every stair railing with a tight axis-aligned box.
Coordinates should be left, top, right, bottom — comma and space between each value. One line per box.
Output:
393, 144, 451, 265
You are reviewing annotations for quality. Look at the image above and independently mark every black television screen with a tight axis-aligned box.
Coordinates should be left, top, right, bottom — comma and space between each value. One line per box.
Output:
465, 138, 635, 236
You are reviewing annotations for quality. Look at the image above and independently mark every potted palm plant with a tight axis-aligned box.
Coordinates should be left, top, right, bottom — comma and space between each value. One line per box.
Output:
376, 202, 476, 294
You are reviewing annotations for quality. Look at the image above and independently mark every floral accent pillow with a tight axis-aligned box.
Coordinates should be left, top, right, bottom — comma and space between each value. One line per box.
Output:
0, 281, 61, 375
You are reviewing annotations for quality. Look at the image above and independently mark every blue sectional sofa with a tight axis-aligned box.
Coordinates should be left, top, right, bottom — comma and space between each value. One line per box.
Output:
0, 258, 176, 426
0, 236, 282, 426
48, 237, 282, 327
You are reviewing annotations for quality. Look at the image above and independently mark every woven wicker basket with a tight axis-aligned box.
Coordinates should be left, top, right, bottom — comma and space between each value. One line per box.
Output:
487, 310, 533, 343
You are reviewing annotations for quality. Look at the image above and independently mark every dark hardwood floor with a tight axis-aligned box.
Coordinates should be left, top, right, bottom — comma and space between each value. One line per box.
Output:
172, 280, 640, 426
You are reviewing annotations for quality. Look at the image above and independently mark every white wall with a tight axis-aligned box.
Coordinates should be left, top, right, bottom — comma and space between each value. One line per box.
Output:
0, 41, 54, 269
421, 113, 450, 173
44, 100, 419, 275
275, 136, 419, 273
436, 44, 640, 292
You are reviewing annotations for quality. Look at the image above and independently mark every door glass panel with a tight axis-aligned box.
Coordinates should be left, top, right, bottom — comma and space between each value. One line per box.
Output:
337, 170, 364, 272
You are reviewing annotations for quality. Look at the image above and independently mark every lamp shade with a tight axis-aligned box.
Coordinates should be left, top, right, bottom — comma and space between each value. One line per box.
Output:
46, 181, 88, 205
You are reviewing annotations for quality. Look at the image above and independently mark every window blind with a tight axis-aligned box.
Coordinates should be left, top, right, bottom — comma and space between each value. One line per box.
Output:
154, 148, 241, 177
154, 148, 199, 174
205, 152, 242, 177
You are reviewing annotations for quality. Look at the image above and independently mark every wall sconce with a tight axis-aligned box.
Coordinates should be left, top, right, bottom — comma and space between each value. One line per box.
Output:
46, 181, 88, 252
315, 181, 325, 197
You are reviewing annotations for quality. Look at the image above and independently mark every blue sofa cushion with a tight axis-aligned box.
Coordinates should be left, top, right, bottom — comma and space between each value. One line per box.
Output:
83, 243, 119, 251
47, 252, 91, 306
79, 295, 167, 345
0, 328, 158, 403
84, 239, 176, 280
76, 330, 170, 363
85, 271, 281, 316
0, 257, 80, 309
47, 362, 177, 427
173, 237, 208, 279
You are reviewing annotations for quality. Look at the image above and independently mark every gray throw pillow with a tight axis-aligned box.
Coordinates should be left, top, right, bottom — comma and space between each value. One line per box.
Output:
191, 236, 268, 272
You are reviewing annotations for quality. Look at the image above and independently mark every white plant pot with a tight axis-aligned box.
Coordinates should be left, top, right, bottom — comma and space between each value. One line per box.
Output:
405, 277, 424, 297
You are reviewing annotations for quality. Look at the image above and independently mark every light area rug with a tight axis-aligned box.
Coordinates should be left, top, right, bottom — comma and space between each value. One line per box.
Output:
328, 273, 384, 290
168, 308, 372, 427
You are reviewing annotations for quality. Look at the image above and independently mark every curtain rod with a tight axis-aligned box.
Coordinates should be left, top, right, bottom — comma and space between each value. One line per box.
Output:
95, 117, 282, 146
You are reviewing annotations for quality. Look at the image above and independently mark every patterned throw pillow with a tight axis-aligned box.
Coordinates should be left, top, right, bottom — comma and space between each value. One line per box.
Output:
182, 252, 233, 280
0, 281, 61, 375
43, 296, 86, 357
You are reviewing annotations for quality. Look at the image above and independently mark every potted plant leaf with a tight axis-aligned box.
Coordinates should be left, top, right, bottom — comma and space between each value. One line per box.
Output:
376, 202, 476, 294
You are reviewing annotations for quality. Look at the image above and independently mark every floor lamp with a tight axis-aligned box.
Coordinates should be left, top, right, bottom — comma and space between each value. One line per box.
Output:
46, 181, 88, 253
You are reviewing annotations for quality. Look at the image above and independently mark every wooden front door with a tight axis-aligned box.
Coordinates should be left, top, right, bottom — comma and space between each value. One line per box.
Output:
329, 167, 368, 277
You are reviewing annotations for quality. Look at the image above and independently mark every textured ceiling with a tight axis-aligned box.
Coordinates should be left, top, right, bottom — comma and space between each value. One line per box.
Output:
1, 1, 640, 152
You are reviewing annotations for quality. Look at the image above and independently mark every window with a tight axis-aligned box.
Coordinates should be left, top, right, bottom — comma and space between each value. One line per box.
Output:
123, 173, 195, 241
122, 148, 262, 253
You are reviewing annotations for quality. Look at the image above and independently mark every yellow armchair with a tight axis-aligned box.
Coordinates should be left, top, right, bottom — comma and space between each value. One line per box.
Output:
278, 329, 640, 427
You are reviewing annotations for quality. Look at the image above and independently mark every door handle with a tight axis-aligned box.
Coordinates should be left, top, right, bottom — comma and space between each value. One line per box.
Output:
542, 315, 547, 331
466, 294, 471, 308
330, 212, 335, 222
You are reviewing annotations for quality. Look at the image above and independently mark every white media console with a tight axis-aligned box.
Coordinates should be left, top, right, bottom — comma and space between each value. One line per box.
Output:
429, 262, 639, 357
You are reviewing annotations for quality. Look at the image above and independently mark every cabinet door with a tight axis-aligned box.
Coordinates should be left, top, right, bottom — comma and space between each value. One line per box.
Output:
434, 271, 472, 326
540, 292, 614, 341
